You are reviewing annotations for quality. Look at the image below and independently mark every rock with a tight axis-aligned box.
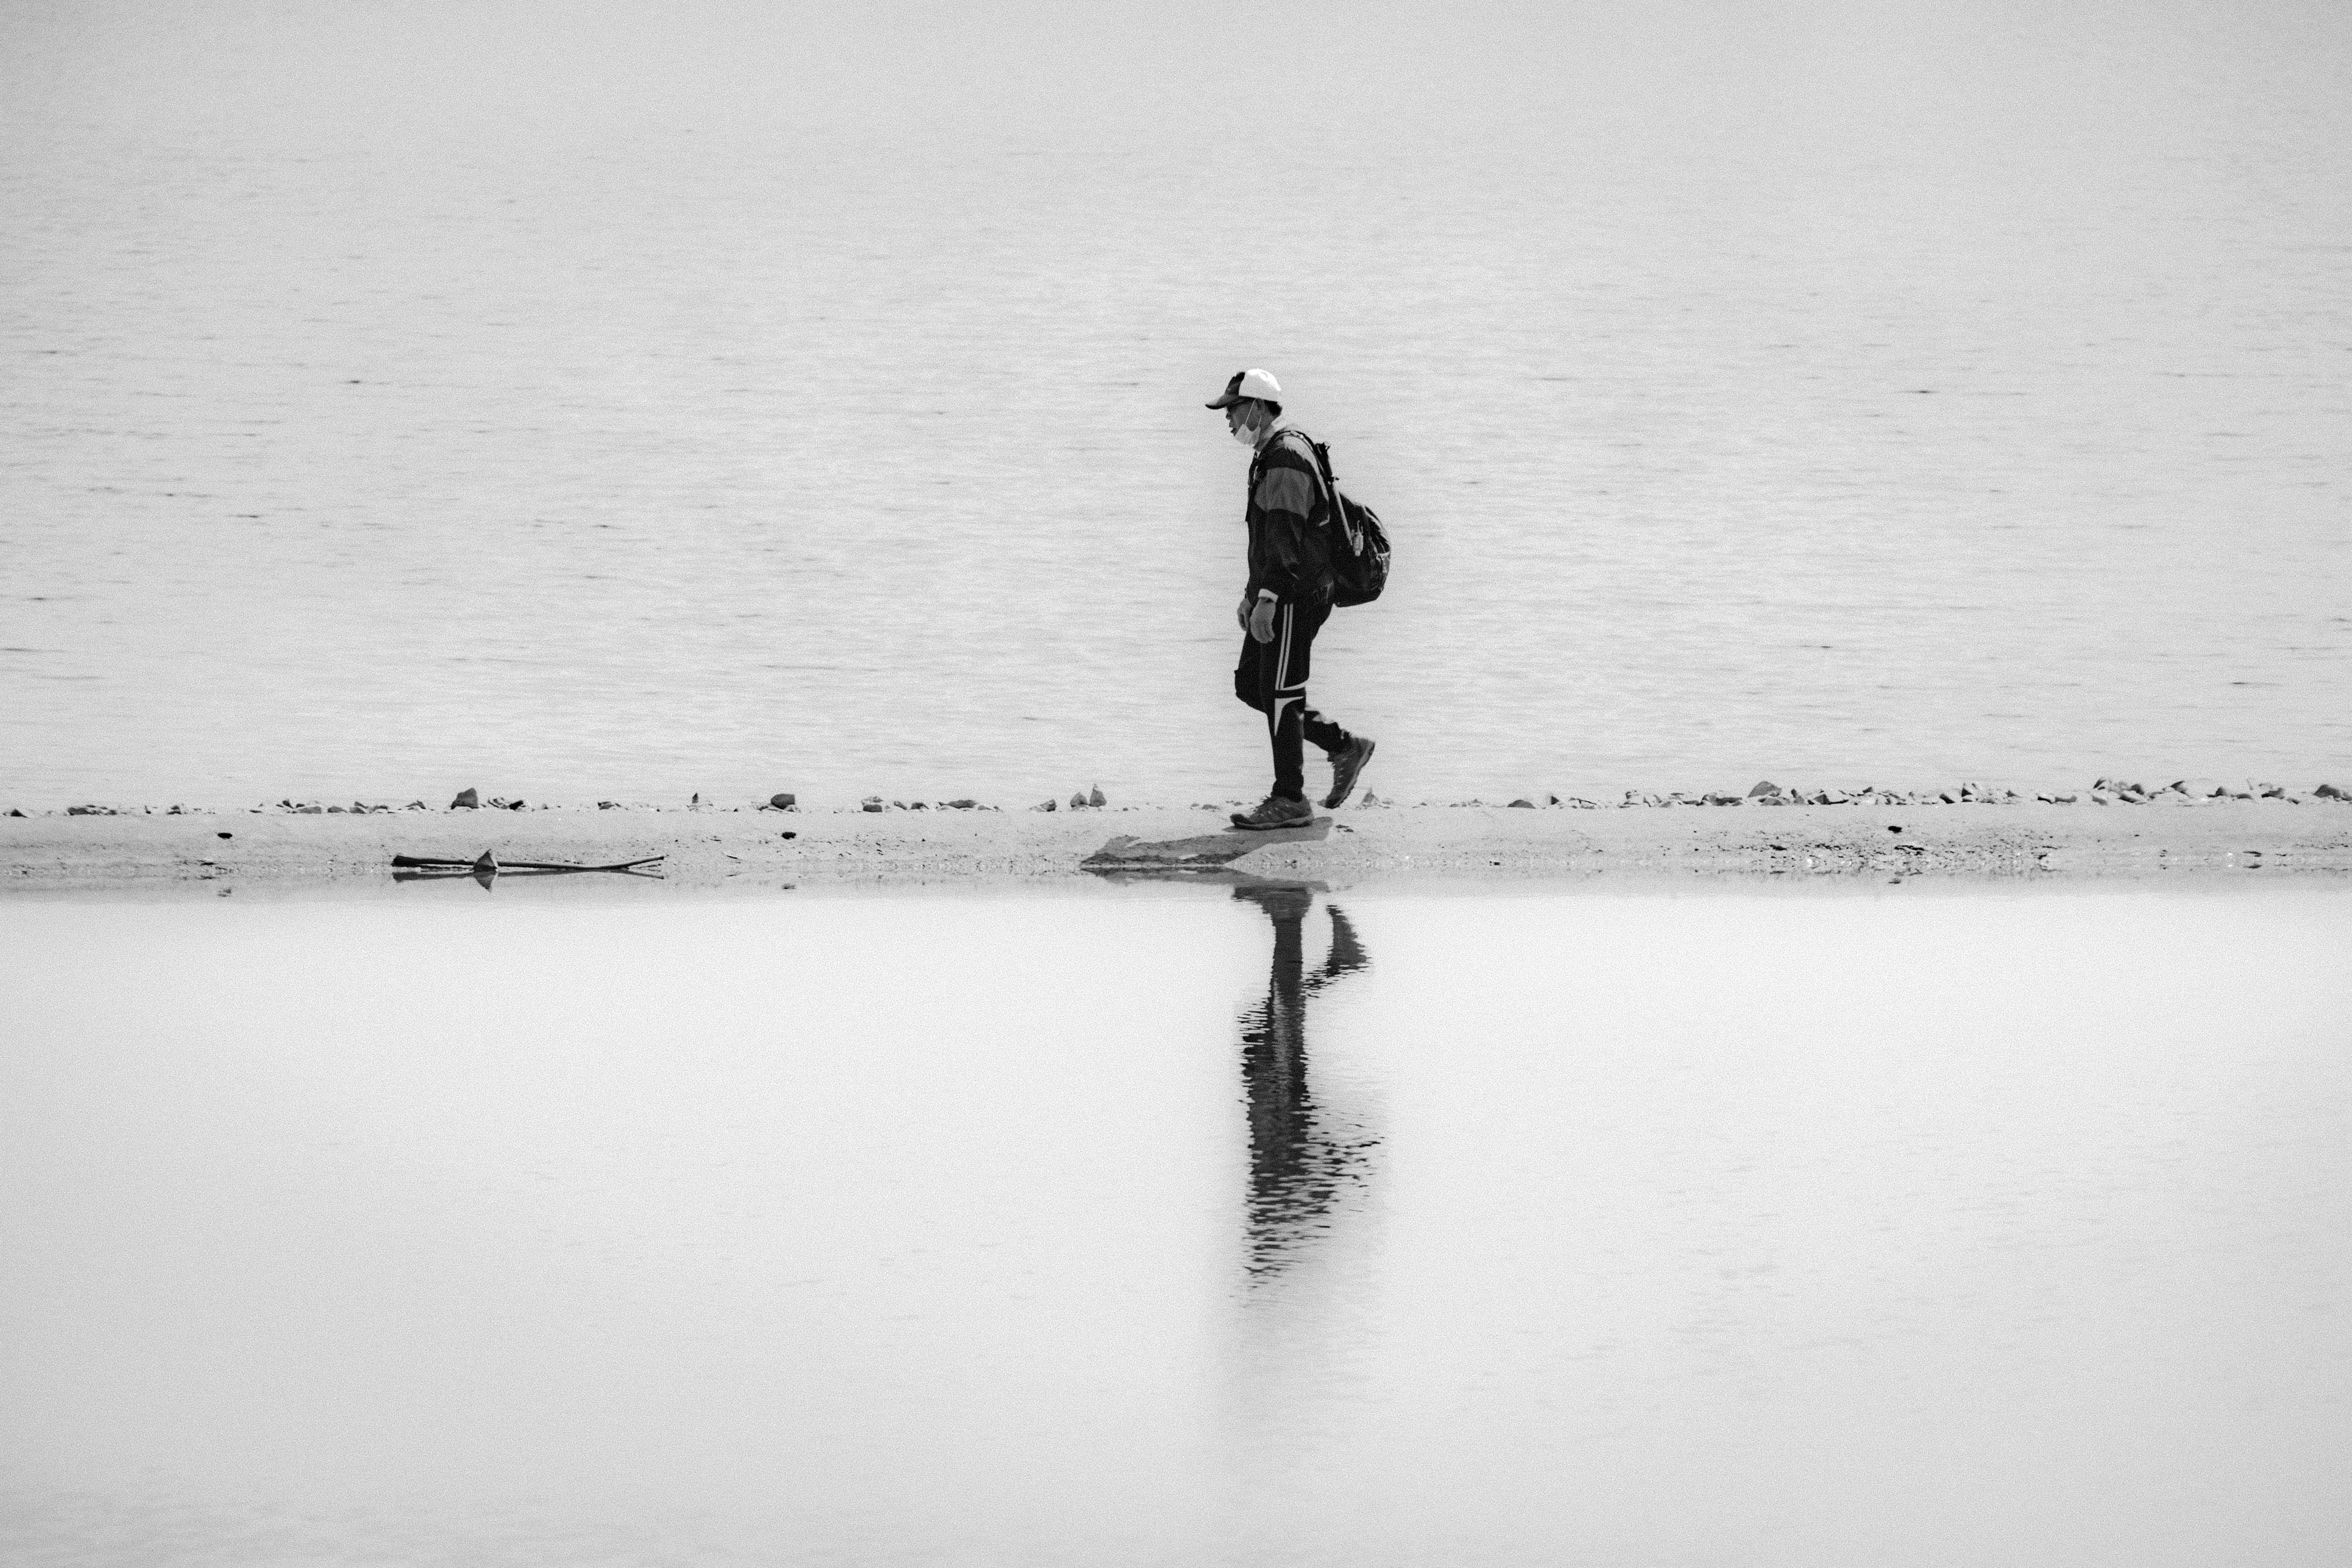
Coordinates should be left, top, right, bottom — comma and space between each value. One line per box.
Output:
217, 831, 233, 839
2053, 792, 2078, 803
780, 831, 796, 840
1089, 786, 1106, 807
2251, 781, 2284, 797
598, 800, 620, 810
327, 806, 345, 814
2316, 783, 2345, 799
1033, 799, 1056, 812
861, 796, 886, 812
945, 798, 977, 809
508, 800, 526, 810
2173, 777, 2226, 798
768, 792, 797, 810
451, 788, 479, 809
1936, 790, 1958, 804
2090, 790, 2114, 804
1084, 816, 1332, 871
1703, 792, 1744, 806
295, 805, 323, 814
1508, 799, 1535, 808
1819, 789, 1850, 804
908, 801, 927, 809
1545, 793, 1561, 806
6, 808, 22, 817
691, 793, 700, 806
1748, 780, 1781, 798
1564, 797, 1600, 808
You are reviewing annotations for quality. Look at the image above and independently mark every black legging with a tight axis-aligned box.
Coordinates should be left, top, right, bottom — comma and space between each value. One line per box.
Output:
1234, 597, 1351, 801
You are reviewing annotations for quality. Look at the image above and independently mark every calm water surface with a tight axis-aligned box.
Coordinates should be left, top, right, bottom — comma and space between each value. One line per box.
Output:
4, 879, 2347, 1566
3, 3, 2349, 809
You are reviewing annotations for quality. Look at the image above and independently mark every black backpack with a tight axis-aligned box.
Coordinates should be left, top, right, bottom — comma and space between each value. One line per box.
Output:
1278, 429, 1391, 608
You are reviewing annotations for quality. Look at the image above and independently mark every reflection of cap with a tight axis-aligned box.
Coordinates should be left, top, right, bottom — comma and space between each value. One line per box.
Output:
1205, 368, 1282, 409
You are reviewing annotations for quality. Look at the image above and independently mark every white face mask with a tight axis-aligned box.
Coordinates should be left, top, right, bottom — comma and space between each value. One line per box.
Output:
1230, 418, 1258, 449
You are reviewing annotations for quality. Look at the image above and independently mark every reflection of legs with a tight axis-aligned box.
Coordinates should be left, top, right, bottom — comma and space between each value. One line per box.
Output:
1236, 887, 1310, 1275
1231, 884, 1373, 1280
1317, 905, 1368, 985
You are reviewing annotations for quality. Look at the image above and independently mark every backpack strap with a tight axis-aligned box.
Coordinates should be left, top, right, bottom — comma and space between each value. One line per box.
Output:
1266, 427, 1336, 510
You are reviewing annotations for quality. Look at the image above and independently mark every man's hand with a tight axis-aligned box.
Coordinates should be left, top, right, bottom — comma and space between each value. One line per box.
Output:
1249, 596, 1278, 644
1237, 594, 1254, 633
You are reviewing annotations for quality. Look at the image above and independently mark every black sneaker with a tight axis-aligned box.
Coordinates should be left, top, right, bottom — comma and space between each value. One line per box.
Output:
1230, 794, 1315, 831
1323, 735, 1377, 809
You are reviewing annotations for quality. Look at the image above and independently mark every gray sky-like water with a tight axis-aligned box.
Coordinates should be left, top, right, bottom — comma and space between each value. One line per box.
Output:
4, 880, 2348, 1564
4, 1, 2348, 808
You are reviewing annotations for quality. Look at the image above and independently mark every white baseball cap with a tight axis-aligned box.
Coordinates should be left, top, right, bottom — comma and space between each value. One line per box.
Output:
1205, 368, 1282, 409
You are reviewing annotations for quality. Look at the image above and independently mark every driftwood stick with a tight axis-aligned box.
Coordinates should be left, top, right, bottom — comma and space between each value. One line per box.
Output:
390, 853, 666, 873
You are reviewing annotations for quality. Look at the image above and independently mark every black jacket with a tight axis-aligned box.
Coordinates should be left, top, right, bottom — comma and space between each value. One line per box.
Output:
1244, 429, 1336, 604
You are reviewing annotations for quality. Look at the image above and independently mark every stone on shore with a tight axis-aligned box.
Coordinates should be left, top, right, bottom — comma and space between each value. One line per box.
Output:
450, 787, 479, 810
1083, 815, 1331, 871
768, 792, 797, 810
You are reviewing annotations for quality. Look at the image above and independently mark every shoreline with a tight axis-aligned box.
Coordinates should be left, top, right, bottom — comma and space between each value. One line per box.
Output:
8, 799, 2351, 891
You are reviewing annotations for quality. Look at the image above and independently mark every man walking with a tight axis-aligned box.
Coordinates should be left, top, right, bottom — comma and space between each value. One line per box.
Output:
1207, 368, 1375, 829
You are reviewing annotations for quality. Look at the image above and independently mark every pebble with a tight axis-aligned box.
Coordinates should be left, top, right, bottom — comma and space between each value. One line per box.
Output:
1508, 798, 1535, 808
769, 792, 797, 810
861, 796, 886, 812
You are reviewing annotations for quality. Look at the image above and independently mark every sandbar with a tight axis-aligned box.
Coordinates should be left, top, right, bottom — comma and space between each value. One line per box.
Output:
6, 799, 2349, 891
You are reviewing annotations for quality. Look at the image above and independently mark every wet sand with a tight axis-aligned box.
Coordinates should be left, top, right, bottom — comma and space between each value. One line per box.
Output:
7, 798, 2349, 890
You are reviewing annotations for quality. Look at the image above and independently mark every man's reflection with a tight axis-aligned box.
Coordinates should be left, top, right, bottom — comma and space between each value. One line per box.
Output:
1230, 880, 1375, 1281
